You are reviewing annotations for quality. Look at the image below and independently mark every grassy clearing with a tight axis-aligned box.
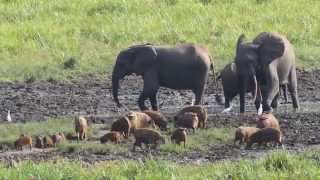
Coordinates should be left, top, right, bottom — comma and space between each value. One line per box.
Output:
0, 0, 320, 81
0, 118, 100, 150
1, 150, 320, 179
56, 127, 233, 155
58, 141, 128, 155
0, 118, 73, 142
0, 116, 234, 154
160, 127, 233, 153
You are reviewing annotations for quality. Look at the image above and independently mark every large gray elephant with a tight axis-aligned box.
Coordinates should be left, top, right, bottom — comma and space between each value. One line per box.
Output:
234, 32, 299, 113
112, 43, 212, 111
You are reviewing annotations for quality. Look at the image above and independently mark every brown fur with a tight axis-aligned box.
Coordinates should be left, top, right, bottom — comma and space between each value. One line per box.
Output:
174, 105, 207, 128
143, 110, 168, 131
234, 126, 260, 145
171, 128, 187, 147
257, 113, 280, 129
100, 131, 122, 144
43, 136, 54, 148
132, 128, 165, 151
51, 133, 64, 147
14, 135, 32, 150
175, 112, 199, 133
127, 111, 156, 132
246, 128, 283, 149
35, 136, 44, 149
111, 116, 131, 138
74, 116, 88, 140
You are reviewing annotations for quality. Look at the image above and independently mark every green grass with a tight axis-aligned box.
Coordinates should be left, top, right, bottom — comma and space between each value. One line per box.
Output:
0, 118, 100, 150
1, 150, 320, 179
57, 141, 128, 155
161, 127, 233, 153
0, 118, 73, 142
56, 127, 233, 155
0, 117, 233, 154
0, 0, 320, 81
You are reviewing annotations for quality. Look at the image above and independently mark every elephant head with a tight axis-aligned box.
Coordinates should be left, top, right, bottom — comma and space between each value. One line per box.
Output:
112, 44, 157, 107
234, 32, 285, 113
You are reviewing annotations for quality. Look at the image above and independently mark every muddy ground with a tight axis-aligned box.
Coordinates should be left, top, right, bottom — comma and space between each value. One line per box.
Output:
0, 69, 320, 122
0, 69, 320, 165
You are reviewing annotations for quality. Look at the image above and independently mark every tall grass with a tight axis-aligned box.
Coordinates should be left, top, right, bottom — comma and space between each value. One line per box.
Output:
0, 0, 319, 81
0, 151, 320, 179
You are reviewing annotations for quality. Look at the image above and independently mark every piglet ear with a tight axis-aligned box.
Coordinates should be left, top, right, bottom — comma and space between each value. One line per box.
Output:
253, 32, 285, 65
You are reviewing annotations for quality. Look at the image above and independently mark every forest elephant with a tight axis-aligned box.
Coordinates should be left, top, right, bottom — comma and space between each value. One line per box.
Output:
234, 32, 299, 113
112, 43, 213, 111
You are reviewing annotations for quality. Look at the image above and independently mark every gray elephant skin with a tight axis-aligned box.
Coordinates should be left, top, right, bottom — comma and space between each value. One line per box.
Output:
112, 43, 213, 111
216, 62, 288, 112
234, 32, 299, 113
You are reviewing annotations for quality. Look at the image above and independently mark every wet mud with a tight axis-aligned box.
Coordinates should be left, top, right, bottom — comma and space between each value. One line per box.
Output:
0, 69, 320, 164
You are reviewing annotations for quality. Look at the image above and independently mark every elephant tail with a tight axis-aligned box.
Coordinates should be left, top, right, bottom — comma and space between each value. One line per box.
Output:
209, 55, 224, 105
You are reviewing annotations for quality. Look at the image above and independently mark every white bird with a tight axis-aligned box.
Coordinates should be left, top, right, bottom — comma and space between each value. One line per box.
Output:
6, 110, 12, 122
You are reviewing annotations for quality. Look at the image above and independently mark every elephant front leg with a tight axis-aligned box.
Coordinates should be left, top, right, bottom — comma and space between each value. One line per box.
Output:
193, 85, 205, 105
138, 93, 149, 111
139, 71, 159, 111
150, 92, 159, 111
262, 66, 279, 112
222, 92, 235, 113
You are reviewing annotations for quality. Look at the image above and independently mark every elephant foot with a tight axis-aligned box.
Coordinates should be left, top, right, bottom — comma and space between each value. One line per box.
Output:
293, 107, 300, 113
257, 104, 263, 115
222, 105, 233, 113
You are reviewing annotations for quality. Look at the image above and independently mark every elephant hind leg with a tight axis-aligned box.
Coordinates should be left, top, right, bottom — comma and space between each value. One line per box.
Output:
281, 85, 288, 103
271, 93, 279, 109
287, 68, 299, 109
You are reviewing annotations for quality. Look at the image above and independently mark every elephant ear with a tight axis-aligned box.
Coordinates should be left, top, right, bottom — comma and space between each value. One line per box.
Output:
253, 32, 285, 65
128, 44, 158, 74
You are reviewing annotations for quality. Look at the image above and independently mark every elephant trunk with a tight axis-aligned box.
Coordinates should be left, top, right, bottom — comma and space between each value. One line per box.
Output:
112, 68, 122, 108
